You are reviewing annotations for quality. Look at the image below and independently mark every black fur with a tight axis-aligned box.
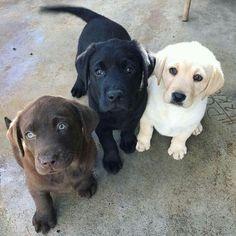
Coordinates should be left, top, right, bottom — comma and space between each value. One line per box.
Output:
41, 6, 156, 174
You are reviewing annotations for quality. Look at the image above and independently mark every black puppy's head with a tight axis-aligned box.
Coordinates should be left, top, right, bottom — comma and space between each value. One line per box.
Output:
6, 96, 98, 175
76, 39, 155, 112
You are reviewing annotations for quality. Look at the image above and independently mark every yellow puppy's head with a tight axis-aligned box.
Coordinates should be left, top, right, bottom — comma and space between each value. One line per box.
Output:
154, 41, 224, 108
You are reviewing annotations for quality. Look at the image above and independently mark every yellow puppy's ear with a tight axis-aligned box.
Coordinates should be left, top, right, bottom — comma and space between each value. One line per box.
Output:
154, 50, 167, 85
203, 63, 224, 98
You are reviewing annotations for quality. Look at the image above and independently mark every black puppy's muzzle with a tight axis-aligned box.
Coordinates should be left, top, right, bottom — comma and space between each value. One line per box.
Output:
107, 90, 124, 103
171, 92, 186, 106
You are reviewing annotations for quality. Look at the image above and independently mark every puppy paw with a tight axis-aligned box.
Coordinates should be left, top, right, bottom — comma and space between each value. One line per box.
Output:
71, 85, 86, 98
32, 210, 57, 234
78, 176, 97, 198
168, 144, 187, 160
120, 134, 137, 153
136, 140, 150, 152
192, 123, 203, 136
103, 153, 123, 174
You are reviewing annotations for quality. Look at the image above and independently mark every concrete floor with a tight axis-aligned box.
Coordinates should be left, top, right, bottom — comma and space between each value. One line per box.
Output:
0, 0, 236, 235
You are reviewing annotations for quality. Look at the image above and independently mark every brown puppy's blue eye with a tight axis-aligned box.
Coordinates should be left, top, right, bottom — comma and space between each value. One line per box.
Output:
193, 74, 203, 82
25, 131, 36, 140
95, 68, 105, 77
169, 67, 178, 76
57, 122, 68, 131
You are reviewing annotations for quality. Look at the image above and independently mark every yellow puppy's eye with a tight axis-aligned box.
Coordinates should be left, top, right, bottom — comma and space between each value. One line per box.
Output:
193, 74, 203, 82
169, 67, 178, 76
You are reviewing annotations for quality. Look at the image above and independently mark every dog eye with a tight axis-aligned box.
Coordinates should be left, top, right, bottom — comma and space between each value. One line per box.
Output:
25, 131, 36, 140
193, 74, 203, 82
169, 67, 178, 76
57, 122, 67, 130
95, 68, 105, 77
125, 66, 134, 74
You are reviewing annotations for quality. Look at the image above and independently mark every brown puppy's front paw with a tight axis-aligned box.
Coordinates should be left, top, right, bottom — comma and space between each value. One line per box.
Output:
32, 210, 57, 234
78, 175, 97, 198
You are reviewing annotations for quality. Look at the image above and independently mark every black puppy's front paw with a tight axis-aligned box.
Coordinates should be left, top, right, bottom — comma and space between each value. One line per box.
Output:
120, 134, 137, 154
71, 84, 86, 98
103, 153, 123, 174
32, 210, 57, 234
78, 175, 97, 198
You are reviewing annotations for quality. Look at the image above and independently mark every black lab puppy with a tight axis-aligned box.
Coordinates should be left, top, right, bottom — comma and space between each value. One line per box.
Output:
41, 6, 156, 174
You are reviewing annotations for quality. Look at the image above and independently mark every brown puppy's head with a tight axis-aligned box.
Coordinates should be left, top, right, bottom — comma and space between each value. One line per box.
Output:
6, 96, 98, 175
154, 41, 224, 108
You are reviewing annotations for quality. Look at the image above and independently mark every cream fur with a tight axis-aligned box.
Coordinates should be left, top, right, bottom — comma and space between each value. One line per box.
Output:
136, 41, 224, 160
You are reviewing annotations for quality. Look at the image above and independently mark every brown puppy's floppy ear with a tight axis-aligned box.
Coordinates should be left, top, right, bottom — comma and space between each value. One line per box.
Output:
4, 117, 12, 129
131, 40, 156, 89
75, 43, 96, 91
5, 115, 24, 167
202, 63, 224, 99
154, 49, 167, 85
72, 101, 99, 142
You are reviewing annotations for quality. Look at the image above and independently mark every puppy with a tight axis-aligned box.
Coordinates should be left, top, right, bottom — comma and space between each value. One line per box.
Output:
41, 6, 156, 174
136, 42, 224, 160
5, 96, 99, 234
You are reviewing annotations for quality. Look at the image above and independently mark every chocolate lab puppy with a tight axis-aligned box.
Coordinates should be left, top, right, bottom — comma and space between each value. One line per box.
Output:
41, 6, 156, 174
5, 96, 98, 234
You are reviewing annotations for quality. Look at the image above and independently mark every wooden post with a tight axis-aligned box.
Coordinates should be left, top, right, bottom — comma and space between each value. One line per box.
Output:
182, 0, 192, 22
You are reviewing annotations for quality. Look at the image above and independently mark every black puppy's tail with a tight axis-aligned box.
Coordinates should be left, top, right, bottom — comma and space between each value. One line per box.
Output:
40, 5, 103, 23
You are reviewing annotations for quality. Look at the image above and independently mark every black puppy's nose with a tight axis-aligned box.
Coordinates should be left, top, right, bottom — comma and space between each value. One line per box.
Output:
107, 90, 123, 102
172, 92, 186, 103
39, 154, 57, 167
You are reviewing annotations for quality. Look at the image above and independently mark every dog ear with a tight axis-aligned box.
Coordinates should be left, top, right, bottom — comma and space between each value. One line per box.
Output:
154, 49, 167, 85
72, 101, 99, 142
75, 43, 96, 91
202, 63, 224, 99
6, 115, 24, 166
4, 117, 12, 129
132, 40, 156, 89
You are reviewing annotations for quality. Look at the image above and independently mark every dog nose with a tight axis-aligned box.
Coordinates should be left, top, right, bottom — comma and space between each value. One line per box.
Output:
39, 154, 57, 167
107, 90, 123, 102
172, 92, 186, 103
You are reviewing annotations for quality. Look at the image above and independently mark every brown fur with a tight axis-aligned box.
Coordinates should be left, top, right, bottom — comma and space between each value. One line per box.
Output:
5, 96, 99, 234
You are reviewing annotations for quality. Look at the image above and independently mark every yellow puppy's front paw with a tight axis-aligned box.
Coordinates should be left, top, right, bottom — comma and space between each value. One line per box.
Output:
136, 140, 150, 152
192, 123, 203, 136
168, 144, 187, 160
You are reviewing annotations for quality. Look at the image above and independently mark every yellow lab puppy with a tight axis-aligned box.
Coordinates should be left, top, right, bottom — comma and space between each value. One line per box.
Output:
136, 41, 224, 160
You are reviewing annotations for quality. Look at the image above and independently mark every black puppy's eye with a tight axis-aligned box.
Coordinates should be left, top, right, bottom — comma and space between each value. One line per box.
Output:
193, 74, 203, 82
125, 66, 134, 74
95, 68, 105, 77
169, 67, 178, 76
57, 122, 67, 130
25, 131, 36, 140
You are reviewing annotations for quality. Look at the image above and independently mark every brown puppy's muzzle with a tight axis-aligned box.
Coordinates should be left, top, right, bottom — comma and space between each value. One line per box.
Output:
36, 149, 74, 175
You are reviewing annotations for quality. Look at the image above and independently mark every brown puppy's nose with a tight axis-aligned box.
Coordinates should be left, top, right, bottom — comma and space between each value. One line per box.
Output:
39, 154, 58, 167
107, 90, 123, 102
172, 92, 186, 103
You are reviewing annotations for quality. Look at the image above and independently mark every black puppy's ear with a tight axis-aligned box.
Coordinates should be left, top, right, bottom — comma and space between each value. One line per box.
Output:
72, 101, 99, 142
131, 40, 156, 89
4, 117, 12, 129
75, 43, 96, 91
6, 115, 24, 167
